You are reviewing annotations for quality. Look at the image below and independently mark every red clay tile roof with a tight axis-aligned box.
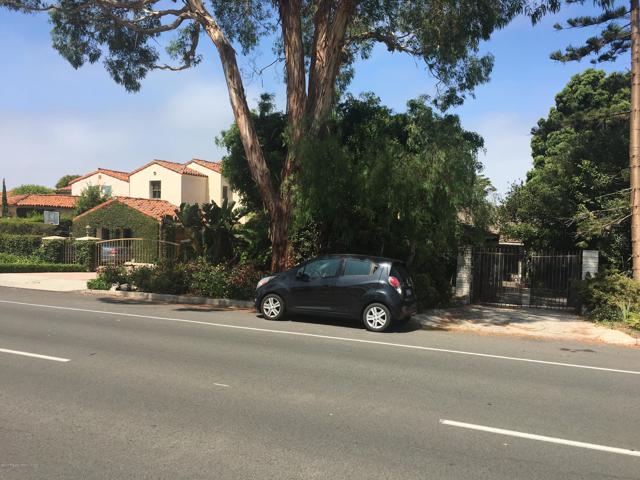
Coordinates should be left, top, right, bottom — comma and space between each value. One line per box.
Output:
187, 158, 222, 173
69, 168, 130, 185
0, 194, 28, 206
129, 159, 207, 178
56, 185, 72, 192
3, 194, 80, 209
74, 197, 178, 222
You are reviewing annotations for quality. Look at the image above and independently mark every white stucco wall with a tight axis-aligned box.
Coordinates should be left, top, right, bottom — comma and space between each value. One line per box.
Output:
185, 162, 222, 205
181, 174, 209, 205
70, 173, 129, 197
129, 164, 183, 205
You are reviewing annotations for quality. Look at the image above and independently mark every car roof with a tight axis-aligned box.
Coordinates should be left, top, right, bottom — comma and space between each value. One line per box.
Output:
315, 253, 404, 264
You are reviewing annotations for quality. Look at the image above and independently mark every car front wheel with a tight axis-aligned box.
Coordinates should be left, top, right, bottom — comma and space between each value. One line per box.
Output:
362, 303, 392, 332
261, 294, 285, 320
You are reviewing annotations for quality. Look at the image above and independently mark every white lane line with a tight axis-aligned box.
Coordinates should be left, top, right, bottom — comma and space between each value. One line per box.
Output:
0, 347, 70, 363
1, 299, 639, 376
440, 419, 640, 457
213, 383, 230, 388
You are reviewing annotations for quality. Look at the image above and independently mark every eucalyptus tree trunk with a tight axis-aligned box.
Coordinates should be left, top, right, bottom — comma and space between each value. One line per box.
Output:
631, 0, 640, 280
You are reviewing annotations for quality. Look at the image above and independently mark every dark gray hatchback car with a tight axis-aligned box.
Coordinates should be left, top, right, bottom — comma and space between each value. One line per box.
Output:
255, 254, 417, 332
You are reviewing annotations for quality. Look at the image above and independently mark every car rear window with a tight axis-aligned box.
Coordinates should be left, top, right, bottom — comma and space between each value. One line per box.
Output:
390, 263, 412, 285
344, 258, 377, 276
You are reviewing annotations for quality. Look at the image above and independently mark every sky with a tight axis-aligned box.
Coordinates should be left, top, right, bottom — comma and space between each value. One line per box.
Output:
0, 4, 628, 197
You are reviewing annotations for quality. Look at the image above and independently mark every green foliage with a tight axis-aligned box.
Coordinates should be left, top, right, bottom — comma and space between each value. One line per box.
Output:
297, 94, 486, 256
2, 178, 8, 217
3, 0, 523, 107
218, 94, 286, 211
73, 201, 159, 240
499, 69, 631, 270
36, 239, 66, 263
98, 265, 129, 284
177, 200, 243, 264
0, 263, 85, 273
188, 258, 262, 300
579, 271, 640, 329
11, 184, 54, 195
0, 233, 42, 256
0, 252, 43, 264
74, 240, 97, 271
235, 211, 272, 269
75, 185, 110, 215
87, 277, 111, 290
549, 2, 630, 64
55, 174, 81, 189
0, 217, 57, 235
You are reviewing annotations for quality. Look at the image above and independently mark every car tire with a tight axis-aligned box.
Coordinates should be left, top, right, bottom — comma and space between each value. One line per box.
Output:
362, 303, 392, 332
260, 294, 285, 321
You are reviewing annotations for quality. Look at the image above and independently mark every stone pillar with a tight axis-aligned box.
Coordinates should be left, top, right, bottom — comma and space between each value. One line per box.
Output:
454, 246, 473, 305
582, 250, 599, 279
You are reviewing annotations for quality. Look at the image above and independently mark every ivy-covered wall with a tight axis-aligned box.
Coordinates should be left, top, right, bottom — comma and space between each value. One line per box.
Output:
73, 202, 160, 239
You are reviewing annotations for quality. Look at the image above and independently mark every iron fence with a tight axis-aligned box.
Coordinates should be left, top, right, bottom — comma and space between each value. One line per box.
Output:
472, 247, 583, 311
95, 238, 180, 267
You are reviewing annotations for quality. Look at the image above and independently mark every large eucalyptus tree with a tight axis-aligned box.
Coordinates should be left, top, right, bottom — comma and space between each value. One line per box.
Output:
1, 0, 524, 269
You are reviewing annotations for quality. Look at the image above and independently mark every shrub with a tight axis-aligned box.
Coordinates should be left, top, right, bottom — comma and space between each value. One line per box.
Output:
144, 261, 191, 295
75, 240, 97, 271
0, 217, 56, 235
36, 239, 66, 263
0, 252, 43, 264
226, 263, 262, 300
98, 265, 129, 285
579, 271, 640, 329
189, 260, 229, 298
87, 278, 112, 290
0, 234, 42, 256
0, 263, 85, 273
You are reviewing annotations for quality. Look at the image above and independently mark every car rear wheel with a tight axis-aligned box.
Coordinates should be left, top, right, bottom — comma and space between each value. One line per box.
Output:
261, 294, 284, 320
363, 303, 392, 332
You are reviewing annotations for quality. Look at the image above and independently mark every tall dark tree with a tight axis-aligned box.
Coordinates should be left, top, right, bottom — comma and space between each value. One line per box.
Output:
1, 0, 525, 270
549, 0, 640, 278
499, 69, 631, 269
1, 178, 8, 217
55, 174, 81, 189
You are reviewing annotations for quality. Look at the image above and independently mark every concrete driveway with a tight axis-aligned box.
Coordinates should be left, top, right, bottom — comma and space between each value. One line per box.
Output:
417, 305, 639, 347
0, 272, 96, 292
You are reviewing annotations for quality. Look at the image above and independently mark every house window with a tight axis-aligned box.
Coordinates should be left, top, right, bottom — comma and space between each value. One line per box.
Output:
150, 181, 161, 199
101, 185, 112, 196
222, 186, 229, 203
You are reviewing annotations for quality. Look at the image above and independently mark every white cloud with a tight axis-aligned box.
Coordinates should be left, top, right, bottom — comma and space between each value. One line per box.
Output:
0, 79, 246, 188
465, 112, 534, 197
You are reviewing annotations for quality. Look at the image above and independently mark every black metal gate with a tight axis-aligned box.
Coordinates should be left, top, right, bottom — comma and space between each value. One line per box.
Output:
472, 247, 582, 311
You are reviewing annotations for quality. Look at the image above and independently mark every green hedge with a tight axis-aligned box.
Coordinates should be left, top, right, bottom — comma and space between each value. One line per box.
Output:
0, 218, 57, 235
0, 263, 86, 273
0, 234, 42, 256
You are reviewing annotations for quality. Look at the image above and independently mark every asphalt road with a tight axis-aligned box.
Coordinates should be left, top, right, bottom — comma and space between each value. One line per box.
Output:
0, 286, 639, 480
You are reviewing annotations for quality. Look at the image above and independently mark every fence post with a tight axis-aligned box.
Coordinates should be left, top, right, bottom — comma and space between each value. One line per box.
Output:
582, 250, 599, 279
454, 246, 473, 305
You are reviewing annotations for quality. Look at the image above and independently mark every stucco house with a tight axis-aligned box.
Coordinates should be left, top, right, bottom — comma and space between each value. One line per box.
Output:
68, 157, 242, 240
0, 193, 78, 218
73, 197, 179, 240
69, 168, 130, 197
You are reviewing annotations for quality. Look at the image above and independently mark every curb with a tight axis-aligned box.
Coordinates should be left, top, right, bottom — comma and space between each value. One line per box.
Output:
84, 289, 254, 309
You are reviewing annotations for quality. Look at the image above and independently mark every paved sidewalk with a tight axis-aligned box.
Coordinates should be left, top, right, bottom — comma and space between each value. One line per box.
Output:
0, 272, 96, 292
416, 305, 639, 347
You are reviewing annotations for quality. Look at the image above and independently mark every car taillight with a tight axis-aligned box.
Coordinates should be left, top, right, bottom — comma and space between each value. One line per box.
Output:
388, 276, 402, 295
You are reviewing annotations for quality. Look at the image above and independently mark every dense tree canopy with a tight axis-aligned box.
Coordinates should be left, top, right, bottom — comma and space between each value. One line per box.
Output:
75, 184, 111, 215
499, 69, 631, 269
55, 174, 81, 189
11, 184, 55, 195
221, 93, 493, 305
